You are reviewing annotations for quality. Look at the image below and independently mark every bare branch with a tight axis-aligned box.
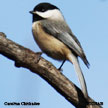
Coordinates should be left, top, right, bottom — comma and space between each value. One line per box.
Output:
0, 32, 102, 108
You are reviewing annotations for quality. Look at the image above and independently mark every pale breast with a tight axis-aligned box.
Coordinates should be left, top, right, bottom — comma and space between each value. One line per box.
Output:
32, 21, 71, 60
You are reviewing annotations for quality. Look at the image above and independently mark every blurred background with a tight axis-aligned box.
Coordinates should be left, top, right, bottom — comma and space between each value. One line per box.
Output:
0, 0, 108, 108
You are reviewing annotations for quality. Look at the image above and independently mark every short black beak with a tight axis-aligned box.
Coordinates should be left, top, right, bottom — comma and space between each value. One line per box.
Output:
29, 11, 34, 14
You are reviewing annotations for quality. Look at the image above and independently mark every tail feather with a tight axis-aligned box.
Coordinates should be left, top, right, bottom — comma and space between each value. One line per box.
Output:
68, 54, 88, 98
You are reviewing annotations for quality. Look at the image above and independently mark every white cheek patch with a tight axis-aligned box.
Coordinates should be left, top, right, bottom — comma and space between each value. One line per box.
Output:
36, 9, 64, 20
36, 10, 53, 18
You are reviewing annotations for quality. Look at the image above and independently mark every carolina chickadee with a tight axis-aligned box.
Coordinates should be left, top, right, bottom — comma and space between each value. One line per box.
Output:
30, 2, 90, 98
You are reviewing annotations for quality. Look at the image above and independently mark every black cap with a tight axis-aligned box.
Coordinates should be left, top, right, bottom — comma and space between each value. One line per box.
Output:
33, 2, 59, 12
30, 3, 59, 22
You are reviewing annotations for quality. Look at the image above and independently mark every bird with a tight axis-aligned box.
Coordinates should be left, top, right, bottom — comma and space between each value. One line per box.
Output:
30, 2, 90, 98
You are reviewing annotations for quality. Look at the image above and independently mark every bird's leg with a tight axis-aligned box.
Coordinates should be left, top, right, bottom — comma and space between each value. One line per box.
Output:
58, 60, 66, 71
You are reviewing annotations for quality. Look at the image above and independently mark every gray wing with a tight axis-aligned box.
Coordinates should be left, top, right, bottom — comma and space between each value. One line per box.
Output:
41, 20, 90, 68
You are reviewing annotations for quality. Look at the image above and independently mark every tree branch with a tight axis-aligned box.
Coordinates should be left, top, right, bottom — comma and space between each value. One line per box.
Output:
0, 32, 102, 108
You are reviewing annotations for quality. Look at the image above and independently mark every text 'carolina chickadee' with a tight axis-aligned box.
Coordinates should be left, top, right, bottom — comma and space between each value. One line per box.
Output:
30, 2, 90, 98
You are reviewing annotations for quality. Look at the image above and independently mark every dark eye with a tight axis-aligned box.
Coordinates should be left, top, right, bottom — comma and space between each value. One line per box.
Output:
41, 8, 45, 12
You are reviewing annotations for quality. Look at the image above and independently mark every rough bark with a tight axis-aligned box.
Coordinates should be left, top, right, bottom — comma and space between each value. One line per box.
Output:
0, 32, 102, 108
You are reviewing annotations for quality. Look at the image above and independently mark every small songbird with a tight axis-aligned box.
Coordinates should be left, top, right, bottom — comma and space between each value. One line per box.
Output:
30, 2, 90, 98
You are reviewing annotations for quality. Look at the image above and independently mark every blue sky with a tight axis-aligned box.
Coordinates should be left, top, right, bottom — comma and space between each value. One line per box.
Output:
0, 0, 108, 108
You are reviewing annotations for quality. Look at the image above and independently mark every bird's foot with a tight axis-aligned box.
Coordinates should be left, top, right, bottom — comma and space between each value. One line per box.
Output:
35, 52, 42, 63
58, 67, 63, 72
36, 52, 42, 55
